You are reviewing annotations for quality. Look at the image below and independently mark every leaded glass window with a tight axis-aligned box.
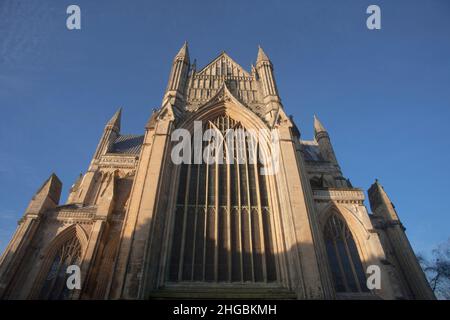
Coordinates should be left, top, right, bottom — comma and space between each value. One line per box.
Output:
324, 214, 369, 293
38, 236, 82, 300
168, 115, 276, 283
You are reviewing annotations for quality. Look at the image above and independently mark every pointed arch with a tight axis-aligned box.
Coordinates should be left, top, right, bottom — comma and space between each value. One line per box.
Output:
318, 202, 371, 246
320, 207, 369, 293
178, 84, 278, 174
166, 111, 278, 284
42, 224, 88, 258
30, 224, 88, 299
180, 83, 269, 131
319, 202, 369, 241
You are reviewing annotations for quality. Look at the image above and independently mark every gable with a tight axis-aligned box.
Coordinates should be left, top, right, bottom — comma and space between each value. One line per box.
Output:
187, 52, 262, 109
196, 52, 251, 77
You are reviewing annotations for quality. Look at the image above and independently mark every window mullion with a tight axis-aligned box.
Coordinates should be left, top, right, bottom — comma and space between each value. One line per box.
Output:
253, 152, 267, 282
235, 129, 243, 283
214, 134, 220, 282
243, 130, 255, 282
191, 164, 201, 281
342, 234, 363, 292
226, 126, 232, 282
202, 130, 210, 281
178, 164, 191, 281
333, 237, 350, 292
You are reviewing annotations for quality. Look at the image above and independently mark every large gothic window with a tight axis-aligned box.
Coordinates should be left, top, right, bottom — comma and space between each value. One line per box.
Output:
324, 214, 369, 293
168, 114, 277, 283
38, 236, 82, 300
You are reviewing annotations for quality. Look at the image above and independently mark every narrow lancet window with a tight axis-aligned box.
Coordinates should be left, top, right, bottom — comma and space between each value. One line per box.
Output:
324, 214, 369, 293
39, 236, 82, 300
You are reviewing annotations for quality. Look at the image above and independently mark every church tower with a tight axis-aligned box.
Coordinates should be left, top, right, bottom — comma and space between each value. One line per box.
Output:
0, 44, 434, 300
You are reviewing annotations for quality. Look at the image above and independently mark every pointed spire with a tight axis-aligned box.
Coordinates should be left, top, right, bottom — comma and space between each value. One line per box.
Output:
369, 178, 383, 195
45, 173, 63, 203
34, 173, 61, 197
370, 179, 390, 203
368, 178, 400, 221
313, 115, 327, 134
257, 45, 270, 62
175, 41, 189, 61
25, 173, 62, 215
107, 108, 122, 130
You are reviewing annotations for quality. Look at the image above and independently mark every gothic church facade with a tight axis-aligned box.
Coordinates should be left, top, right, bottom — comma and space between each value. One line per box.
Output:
0, 44, 434, 300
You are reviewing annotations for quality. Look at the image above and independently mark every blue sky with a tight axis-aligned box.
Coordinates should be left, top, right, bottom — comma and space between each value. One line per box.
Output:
0, 0, 449, 256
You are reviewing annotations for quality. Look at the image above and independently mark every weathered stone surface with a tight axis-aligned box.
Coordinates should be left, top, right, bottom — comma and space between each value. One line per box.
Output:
0, 44, 434, 300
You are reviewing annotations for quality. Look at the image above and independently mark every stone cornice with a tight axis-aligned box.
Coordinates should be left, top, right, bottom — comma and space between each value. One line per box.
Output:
45, 207, 97, 224
313, 188, 365, 204
98, 154, 138, 169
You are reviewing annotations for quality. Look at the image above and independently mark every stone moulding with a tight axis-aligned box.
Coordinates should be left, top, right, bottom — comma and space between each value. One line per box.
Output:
46, 208, 97, 223
313, 189, 365, 204
99, 154, 138, 169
